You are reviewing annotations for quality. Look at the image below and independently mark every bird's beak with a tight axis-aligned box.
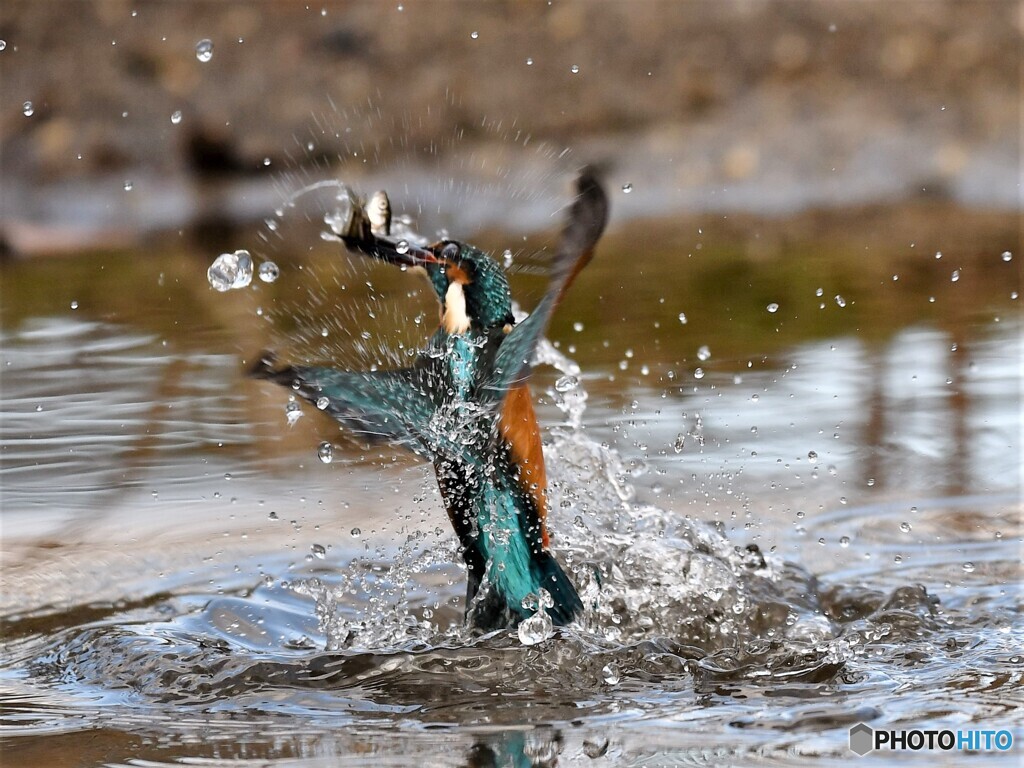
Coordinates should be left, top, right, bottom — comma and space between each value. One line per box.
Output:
342, 232, 440, 270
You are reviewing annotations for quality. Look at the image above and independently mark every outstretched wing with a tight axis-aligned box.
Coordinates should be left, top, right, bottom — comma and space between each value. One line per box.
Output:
249, 352, 437, 457
483, 169, 609, 401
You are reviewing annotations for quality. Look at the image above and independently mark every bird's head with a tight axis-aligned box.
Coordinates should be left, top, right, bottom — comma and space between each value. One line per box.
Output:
349, 236, 514, 335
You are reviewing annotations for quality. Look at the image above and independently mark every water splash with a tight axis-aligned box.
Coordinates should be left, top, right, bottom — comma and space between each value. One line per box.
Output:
207, 249, 253, 291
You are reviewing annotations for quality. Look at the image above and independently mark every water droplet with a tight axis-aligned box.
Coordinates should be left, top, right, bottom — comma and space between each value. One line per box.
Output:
285, 401, 303, 426
123, 180, 133, 191
839, 535, 851, 548
502, 248, 514, 268
554, 374, 579, 393
807, 450, 818, 463
70, 300, 79, 310
317, 442, 334, 464
517, 609, 553, 645
470, 31, 479, 39
573, 321, 584, 332
697, 345, 711, 361
395, 240, 410, 255
316, 396, 329, 410
815, 287, 824, 297
170, 110, 182, 125
195, 39, 213, 62
673, 433, 686, 453
839, 496, 847, 504
834, 294, 846, 307
962, 561, 975, 573
1001, 250, 1012, 262
601, 663, 621, 685
899, 521, 912, 533
207, 250, 253, 291
526, 57, 534, 66
570, 64, 580, 74
950, 269, 960, 282
324, 191, 356, 237
0, 40, 6, 52
310, 543, 326, 559
22, 101, 34, 117
621, 183, 633, 194
934, 250, 943, 259
693, 367, 705, 379
258, 261, 280, 283
766, 302, 779, 313
678, 312, 688, 325
350, 527, 361, 538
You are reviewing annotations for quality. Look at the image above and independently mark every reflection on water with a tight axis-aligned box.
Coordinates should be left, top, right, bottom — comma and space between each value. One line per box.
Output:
0, 226, 1020, 766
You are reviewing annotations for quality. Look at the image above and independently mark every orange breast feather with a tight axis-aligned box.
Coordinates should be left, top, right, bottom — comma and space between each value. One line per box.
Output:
499, 382, 550, 549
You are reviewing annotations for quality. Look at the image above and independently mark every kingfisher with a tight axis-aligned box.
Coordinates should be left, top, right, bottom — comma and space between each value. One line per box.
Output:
251, 171, 608, 631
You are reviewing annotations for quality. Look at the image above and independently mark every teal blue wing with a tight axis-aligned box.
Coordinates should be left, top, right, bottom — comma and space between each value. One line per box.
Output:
250, 352, 438, 456
482, 169, 608, 401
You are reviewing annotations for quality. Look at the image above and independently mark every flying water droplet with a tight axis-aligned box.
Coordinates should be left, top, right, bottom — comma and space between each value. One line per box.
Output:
310, 543, 326, 559
554, 374, 579, 392
673, 433, 686, 453
195, 39, 213, 62
950, 269, 960, 283
839, 535, 851, 548
570, 64, 580, 74
285, 401, 302, 426
899, 521, 912, 533
395, 240, 410, 255
693, 367, 705, 379
207, 250, 253, 291
601, 663, 621, 685
621, 183, 633, 194
324, 191, 356, 237
0, 40, 7, 52
258, 261, 280, 283
962, 561, 975, 573
123, 180, 133, 191
350, 527, 361, 538
1001, 251, 1012, 262
170, 110, 182, 125
317, 442, 333, 464
834, 295, 846, 307
807, 450, 818, 463
502, 249, 514, 268
22, 101, 34, 117
766, 303, 779, 313
697, 345, 711, 361
316, 397, 329, 410
517, 607, 553, 646
583, 739, 609, 759
678, 312, 688, 325
470, 30, 479, 39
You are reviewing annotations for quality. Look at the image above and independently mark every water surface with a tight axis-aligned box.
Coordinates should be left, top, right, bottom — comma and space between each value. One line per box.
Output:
1, 202, 1020, 766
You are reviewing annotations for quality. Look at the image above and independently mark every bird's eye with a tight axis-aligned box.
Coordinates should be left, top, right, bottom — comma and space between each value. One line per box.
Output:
441, 242, 461, 261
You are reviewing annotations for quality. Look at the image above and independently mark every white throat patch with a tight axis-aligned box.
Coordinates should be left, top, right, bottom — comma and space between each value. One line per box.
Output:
443, 281, 471, 334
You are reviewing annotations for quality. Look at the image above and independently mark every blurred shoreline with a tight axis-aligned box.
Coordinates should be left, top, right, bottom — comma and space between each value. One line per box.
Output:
1, 1, 1019, 257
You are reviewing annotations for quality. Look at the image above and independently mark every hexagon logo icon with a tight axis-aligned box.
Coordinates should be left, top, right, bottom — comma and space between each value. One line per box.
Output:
849, 722, 874, 756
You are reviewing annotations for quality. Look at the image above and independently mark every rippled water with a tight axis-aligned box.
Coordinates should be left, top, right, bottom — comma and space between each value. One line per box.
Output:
1, 205, 1021, 765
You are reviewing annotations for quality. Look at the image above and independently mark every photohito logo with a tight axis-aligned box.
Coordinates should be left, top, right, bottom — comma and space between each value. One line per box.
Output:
849, 722, 1014, 756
